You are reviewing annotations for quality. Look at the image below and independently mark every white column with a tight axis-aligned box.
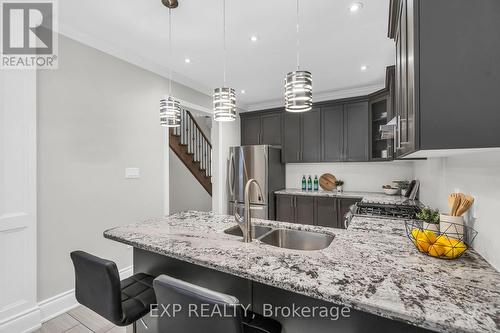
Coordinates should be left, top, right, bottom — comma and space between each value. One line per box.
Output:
211, 117, 241, 215
0, 70, 40, 332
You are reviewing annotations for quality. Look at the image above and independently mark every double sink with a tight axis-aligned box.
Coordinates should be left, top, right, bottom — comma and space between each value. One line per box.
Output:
224, 225, 334, 251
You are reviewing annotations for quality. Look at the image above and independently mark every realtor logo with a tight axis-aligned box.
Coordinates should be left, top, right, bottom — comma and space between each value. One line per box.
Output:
1, 0, 58, 69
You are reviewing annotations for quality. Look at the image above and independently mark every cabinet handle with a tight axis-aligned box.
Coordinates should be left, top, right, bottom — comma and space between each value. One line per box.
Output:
290, 197, 293, 207
397, 116, 402, 149
294, 197, 297, 207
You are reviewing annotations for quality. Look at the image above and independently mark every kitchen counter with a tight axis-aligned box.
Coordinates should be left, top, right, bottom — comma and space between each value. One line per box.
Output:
104, 211, 500, 333
275, 188, 417, 205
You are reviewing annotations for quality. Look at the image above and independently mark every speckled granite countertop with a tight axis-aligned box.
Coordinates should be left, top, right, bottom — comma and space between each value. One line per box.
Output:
275, 189, 418, 205
104, 211, 500, 333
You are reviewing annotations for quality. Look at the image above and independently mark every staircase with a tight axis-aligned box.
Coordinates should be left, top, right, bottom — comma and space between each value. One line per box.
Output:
169, 109, 212, 195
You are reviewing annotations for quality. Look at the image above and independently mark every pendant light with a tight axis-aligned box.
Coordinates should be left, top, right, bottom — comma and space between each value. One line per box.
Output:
160, 4, 181, 127
285, 0, 312, 113
213, 0, 236, 122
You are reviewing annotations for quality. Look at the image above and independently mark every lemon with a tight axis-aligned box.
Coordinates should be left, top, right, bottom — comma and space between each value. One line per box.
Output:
435, 236, 467, 258
445, 238, 467, 258
411, 228, 437, 253
428, 244, 446, 257
422, 230, 438, 244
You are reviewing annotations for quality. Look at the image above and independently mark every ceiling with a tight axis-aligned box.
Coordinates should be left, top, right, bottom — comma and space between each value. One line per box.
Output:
58, 0, 395, 110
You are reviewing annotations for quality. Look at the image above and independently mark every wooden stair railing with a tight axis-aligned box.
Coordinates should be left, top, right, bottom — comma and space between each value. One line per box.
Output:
169, 109, 212, 196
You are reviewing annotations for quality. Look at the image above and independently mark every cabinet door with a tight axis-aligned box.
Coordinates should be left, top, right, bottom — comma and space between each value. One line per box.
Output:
321, 105, 344, 162
337, 198, 362, 229
261, 113, 282, 146
282, 113, 301, 162
344, 102, 369, 161
301, 109, 321, 162
315, 197, 339, 228
276, 195, 295, 223
295, 196, 315, 225
241, 116, 261, 146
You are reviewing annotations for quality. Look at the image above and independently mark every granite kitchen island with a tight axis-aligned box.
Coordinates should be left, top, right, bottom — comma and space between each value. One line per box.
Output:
104, 211, 500, 333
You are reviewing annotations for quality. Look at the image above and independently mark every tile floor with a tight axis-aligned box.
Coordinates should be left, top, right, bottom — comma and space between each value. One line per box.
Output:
35, 306, 133, 333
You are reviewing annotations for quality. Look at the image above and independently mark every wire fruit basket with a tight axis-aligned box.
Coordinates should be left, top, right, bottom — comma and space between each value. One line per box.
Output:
404, 220, 478, 260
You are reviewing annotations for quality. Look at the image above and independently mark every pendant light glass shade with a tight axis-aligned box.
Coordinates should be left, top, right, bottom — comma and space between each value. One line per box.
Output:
213, 87, 236, 121
213, 0, 236, 122
160, 7, 181, 127
285, 70, 313, 112
160, 96, 181, 127
284, 0, 312, 113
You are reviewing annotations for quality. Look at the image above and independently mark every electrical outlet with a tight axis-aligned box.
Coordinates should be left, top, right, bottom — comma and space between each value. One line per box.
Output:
125, 167, 140, 179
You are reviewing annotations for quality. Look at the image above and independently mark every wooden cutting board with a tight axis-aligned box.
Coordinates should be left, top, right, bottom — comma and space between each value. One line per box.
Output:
319, 173, 337, 191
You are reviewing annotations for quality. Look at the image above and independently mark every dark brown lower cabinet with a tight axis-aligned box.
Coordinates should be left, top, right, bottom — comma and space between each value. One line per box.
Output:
276, 194, 295, 223
276, 194, 361, 229
295, 196, 315, 225
315, 197, 338, 228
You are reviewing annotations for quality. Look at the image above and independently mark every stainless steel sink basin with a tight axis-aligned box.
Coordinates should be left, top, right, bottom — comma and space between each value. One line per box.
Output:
224, 225, 273, 239
259, 229, 334, 251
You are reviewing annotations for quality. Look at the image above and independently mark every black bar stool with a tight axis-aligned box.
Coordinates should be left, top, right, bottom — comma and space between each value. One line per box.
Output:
70, 251, 156, 327
153, 275, 282, 333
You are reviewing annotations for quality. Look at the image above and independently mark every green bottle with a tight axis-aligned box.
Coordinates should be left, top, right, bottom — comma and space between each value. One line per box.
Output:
314, 175, 319, 191
307, 175, 313, 191
301, 175, 307, 191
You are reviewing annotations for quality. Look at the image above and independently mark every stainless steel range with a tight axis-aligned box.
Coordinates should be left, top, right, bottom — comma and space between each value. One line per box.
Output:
344, 199, 421, 228
355, 201, 421, 219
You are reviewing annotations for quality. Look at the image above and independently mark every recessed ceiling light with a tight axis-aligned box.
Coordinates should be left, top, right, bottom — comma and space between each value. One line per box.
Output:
184, 58, 191, 64
250, 35, 258, 42
241, 90, 246, 94
360, 65, 368, 71
350, 2, 364, 12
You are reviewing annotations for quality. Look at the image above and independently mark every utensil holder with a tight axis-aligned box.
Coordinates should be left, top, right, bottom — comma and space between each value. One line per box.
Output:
440, 214, 464, 238
422, 222, 439, 233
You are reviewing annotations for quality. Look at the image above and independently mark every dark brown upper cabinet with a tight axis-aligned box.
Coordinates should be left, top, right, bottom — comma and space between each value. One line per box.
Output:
282, 108, 321, 163
344, 102, 369, 161
240, 110, 282, 146
321, 100, 369, 162
241, 115, 261, 145
321, 105, 343, 162
389, 0, 500, 157
282, 112, 301, 162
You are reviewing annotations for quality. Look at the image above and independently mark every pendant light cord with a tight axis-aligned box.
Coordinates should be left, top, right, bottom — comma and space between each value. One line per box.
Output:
168, 8, 173, 95
296, 0, 300, 71
223, 0, 227, 87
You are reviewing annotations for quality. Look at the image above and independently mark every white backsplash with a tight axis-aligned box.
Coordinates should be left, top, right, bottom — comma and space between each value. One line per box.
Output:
286, 161, 414, 192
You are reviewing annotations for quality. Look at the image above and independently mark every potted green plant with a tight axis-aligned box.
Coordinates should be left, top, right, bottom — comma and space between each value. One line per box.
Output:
394, 180, 411, 196
335, 180, 344, 193
416, 206, 440, 232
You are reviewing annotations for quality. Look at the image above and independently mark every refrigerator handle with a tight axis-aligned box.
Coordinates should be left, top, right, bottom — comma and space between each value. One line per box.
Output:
228, 151, 235, 198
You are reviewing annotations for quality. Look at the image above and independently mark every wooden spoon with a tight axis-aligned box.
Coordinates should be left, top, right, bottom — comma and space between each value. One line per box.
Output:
456, 195, 474, 216
450, 193, 461, 216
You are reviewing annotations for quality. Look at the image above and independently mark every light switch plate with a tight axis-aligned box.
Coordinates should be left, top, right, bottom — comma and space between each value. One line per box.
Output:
125, 167, 140, 179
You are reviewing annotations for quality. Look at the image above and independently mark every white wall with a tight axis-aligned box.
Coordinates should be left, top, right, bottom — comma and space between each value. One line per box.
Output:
414, 152, 500, 271
286, 161, 414, 191
169, 151, 212, 213
37, 35, 211, 302
212, 117, 241, 214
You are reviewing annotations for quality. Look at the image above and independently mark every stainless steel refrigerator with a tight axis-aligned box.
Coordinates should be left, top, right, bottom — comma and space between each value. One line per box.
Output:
228, 145, 285, 220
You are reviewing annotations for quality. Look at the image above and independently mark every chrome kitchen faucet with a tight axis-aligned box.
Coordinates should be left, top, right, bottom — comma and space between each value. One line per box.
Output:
234, 179, 263, 243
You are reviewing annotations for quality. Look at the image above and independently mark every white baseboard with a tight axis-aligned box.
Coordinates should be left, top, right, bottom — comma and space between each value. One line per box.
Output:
38, 265, 134, 324
0, 306, 41, 333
